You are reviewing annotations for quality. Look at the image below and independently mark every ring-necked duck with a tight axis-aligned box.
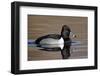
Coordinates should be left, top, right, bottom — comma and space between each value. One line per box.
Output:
35, 25, 74, 45
35, 25, 75, 59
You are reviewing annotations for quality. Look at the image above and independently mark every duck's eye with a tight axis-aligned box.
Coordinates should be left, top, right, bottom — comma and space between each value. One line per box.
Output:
63, 31, 69, 36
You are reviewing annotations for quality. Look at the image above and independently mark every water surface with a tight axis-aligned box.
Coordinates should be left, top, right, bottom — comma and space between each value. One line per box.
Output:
28, 15, 88, 61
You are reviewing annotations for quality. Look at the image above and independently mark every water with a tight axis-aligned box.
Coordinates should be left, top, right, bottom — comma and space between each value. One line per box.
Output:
28, 15, 88, 60
28, 39, 87, 60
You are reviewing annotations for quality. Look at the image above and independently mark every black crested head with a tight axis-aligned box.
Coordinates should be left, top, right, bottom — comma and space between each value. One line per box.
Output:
61, 25, 71, 40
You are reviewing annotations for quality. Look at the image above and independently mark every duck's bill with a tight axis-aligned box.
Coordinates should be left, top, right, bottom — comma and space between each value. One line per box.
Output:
70, 32, 76, 38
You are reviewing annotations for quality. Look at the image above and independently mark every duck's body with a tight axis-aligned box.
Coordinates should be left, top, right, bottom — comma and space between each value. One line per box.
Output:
35, 34, 64, 45
35, 25, 71, 45
35, 25, 74, 59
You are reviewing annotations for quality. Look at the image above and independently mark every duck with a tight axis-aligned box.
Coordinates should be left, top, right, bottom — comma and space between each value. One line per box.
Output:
35, 25, 75, 47
35, 25, 76, 59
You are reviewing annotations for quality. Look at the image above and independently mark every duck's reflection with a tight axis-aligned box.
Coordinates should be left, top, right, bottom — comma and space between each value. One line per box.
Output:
61, 40, 71, 59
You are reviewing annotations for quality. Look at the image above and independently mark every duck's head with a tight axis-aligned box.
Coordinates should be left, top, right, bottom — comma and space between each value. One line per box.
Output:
61, 25, 71, 40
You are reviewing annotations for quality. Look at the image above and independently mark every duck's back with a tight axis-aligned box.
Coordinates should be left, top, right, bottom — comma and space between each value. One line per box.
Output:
35, 34, 61, 44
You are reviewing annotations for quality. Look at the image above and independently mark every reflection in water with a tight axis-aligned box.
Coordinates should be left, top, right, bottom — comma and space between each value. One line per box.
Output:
61, 40, 71, 59
28, 40, 82, 59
